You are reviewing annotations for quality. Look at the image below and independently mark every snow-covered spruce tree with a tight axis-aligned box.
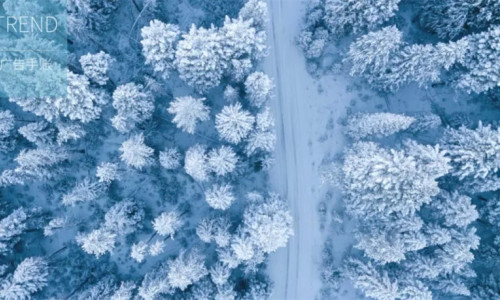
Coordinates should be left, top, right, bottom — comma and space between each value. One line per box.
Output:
167, 96, 210, 134
0, 147, 69, 185
166, 251, 208, 291
348, 26, 468, 91
344, 258, 399, 300
246, 107, 276, 155
152, 211, 183, 238
215, 102, 255, 144
457, 26, 500, 94
66, 0, 119, 36
354, 215, 427, 264
96, 162, 120, 183
18, 121, 55, 146
184, 144, 209, 182
54, 71, 106, 123
210, 262, 231, 286
347, 26, 403, 84
159, 148, 181, 170
131, 241, 148, 263
0, 208, 28, 254
112, 83, 154, 133
244, 72, 274, 108
110, 281, 136, 300
205, 184, 235, 210
62, 178, 107, 206
421, 0, 500, 39
238, 0, 269, 31
79, 51, 115, 86
207, 146, 238, 176
103, 200, 144, 234
196, 216, 231, 247
442, 122, 500, 180
138, 264, 172, 299
345, 112, 415, 140
0, 110, 14, 138
119, 133, 154, 170
175, 24, 226, 92
141, 20, 181, 79
379, 39, 468, 91
0, 257, 48, 300
221, 16, 267, 82
342, 141, 450, 217
241, 193, 293, 254
8, 98, 59, 123
76, 228, 116, 258
323, 0, 401, 36
56, 122, 86, 145
149, 240, 165, 257
432, 191, 478, 228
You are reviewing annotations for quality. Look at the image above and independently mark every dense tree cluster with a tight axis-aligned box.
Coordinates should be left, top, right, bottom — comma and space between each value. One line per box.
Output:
299, 0, 500, 95
322, 111, 500, 299
0, 0, 291, 299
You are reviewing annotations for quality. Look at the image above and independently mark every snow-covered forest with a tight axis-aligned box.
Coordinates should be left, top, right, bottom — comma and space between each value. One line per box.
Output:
0, 0, 499, 299
0, 0, 294, 299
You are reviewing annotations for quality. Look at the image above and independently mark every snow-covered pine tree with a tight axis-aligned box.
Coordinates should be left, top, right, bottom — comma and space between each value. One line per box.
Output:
442, 122, 500, 180
166, 250, 208, 291
56, 122, 86, 145
141, 20, 181, 79
119, 133, 154, 170
54, 71, 106, 123
0, 110, 14, 139
215, 102, 255, 144
167, 96, 210, 134
246, 107, 276, 155
175, 25, 226, 92
103, 200, 144, 234
0, 208, 28, 254
379, 39, 468, 91
323, 0, 401, 36
457, 26, 500, 94
79, 51, 115, 86
221, 16, 267, 81
347, 26, 403, 84
1, 147, 69, 185
241, 193, 293, 254
207, 146, 238, 176
244, 72, 274, 108
344, 258, 399, 300
62, 178, 107, 206
76, 228, 116, 258
18, 121, 55, 146
152, 211, 183, 238
0, 257, 48, 300
138, 264, 171, 299
184, 144, 209, 182
421, 0, 500, 39
345, 112, 415, 140
205, 184, 235, 210
342, 141, 449, 217
433, 191, 478, 228
112, 83, 154, 133
131, 241, 148, 263
238, 0, 269, 31
96, 162, 120, 183
159, 148, 181, 170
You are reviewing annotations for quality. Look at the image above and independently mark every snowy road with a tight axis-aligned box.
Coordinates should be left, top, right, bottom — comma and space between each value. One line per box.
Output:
264, 0, 353, 299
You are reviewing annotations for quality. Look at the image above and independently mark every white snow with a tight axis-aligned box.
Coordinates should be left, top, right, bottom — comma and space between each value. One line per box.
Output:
264, 0, 352, 298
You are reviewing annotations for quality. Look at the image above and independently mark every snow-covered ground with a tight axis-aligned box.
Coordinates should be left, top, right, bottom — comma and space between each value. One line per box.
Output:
264, 1, 354, 299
